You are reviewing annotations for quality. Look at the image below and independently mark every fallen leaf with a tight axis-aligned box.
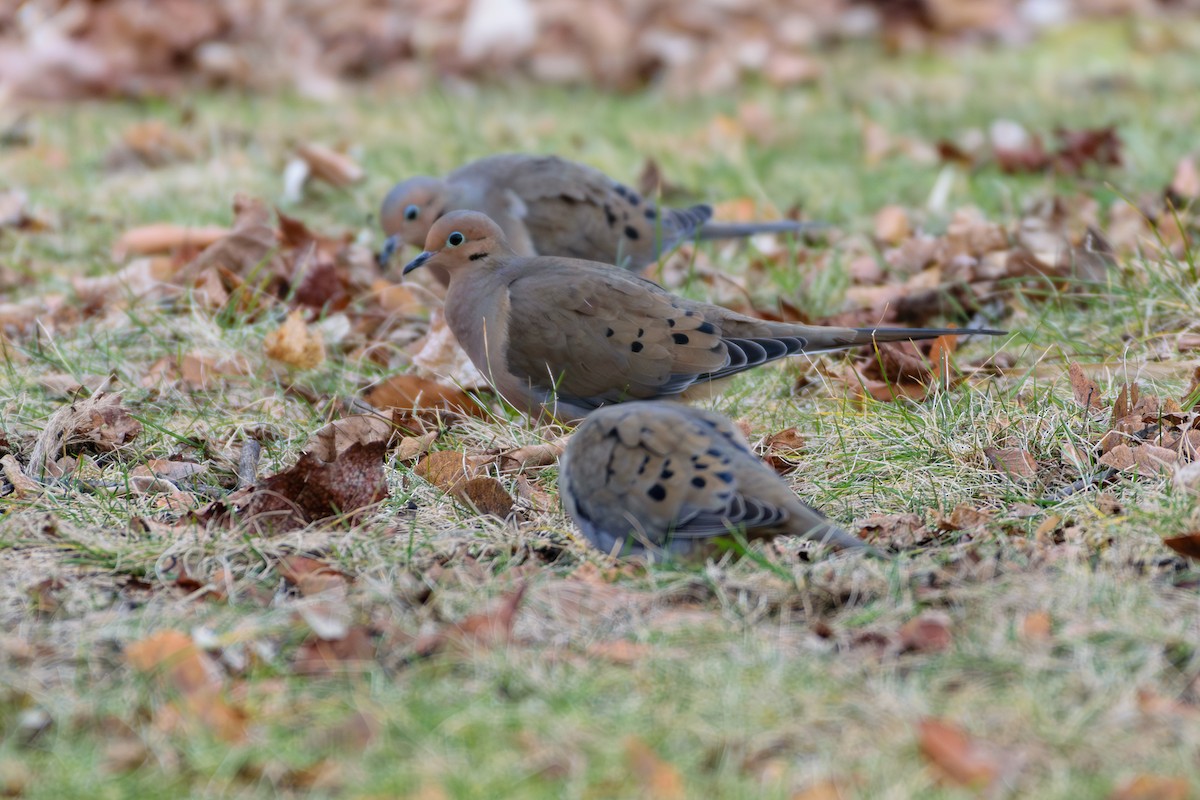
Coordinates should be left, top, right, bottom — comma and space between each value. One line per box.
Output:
1069, 363, 1104, 409
125, 630, 246, 742
414, 584, 527, 658
457, 476, 515, 518
305, 415, 395, 460
1163, 533, 1200, 561
1109, 775, 1191, 800
898, 612, 953, 653
1019, 610, 1053, 642
874, 205, 911, 245
202, 441, 388, 533
414, 450, 480, 494
265, 309, 325, 369
112, 223, 229, 260
495, 440, 565, 472
296, 142, 365, 187
761, 427, 806, 475
364, 374, 483, 417
293, 626, 376, 675
1, 454, 41, 498
624, 735, 686, 800
917, 718, 1001, 790
984, 446, 1037, 482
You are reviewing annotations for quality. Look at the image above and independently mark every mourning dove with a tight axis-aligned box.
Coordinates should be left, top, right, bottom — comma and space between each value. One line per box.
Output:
404, 211, 1005, 421
378, 153, 822, 276
559, 401, 867, 557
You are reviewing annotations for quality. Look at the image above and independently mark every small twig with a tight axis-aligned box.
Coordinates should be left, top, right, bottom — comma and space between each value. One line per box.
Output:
237, 437, 262, 489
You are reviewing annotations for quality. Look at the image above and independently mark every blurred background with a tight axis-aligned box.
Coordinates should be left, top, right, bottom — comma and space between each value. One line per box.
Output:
2, 0, 1198, 102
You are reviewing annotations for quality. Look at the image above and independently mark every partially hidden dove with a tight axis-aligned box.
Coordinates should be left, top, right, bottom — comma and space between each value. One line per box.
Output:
379, 153, 821, 277
559, 401, 868, 558
403, 211, 1006, 422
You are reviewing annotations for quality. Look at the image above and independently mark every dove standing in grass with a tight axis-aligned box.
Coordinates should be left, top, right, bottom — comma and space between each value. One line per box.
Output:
403, 211, 1005, 422
559, 402, 867, 557
379, 153, 821, 276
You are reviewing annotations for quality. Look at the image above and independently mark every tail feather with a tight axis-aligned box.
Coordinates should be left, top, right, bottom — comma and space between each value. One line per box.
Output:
802, 326, 1007, 353
698, 220, 829, 240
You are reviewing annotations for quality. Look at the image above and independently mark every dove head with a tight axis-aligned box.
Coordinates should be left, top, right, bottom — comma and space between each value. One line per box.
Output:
403, 211, 509, 280
378, 176, 449, 264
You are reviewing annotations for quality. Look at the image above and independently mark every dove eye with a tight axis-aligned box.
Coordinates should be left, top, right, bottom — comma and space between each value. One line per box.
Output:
446, 231, 465, 247
404, 204, 419, 221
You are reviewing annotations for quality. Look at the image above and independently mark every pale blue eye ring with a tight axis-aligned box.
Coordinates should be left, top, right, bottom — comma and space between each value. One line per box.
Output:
404, 204, 419, 221
447, 231, 465, 247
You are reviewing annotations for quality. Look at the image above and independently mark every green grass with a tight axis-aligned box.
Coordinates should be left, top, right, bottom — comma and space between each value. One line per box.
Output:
5, 19, 1200, 799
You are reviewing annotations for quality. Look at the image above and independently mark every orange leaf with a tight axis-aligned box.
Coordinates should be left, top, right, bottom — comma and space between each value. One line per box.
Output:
364, 374, 484, 417
1109, 775, 1191, 800
624, 735, 686, 800
1163, 533, 1200, 561
917, 718, 1000, 789
126, 630, 246, 742
1068, 363, 1104, 409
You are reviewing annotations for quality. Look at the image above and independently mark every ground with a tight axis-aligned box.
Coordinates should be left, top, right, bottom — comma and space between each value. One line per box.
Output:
3, 20, 1200, 800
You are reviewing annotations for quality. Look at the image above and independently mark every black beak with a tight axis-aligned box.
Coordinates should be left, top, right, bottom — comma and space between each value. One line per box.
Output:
377, 234, 403, 268
403, 251, 433, 275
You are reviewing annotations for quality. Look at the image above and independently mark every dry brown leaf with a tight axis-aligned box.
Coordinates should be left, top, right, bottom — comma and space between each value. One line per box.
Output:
985, 447, 1037, 482
761, 427, 806, 475
584, 639, 652, 665
1163, 533, 1200, 561
495, 441, 565, 472
265, 310, 325, 369
1069, 363, 1104, 409
873, 205, 911, 245
305, 415, 395, 461
1, 455, 41, 498
1169, 156, 1200, 201
624, 735, 686, 800
125, 630, 246, 742
457, 476, 515, 518
202, 441, 388, 534
369, 279, 423, 316
414, 450, 480, 494
414, 584, 527, 658
1100, 443, 1137, 472
917, 718, 1001, 790
1108, 775, 1191, 800
293, 626, 376, 675
937, 503, 991, 532
1019, 610, 1053, 642
364, 374, 483, 417
296, 142, 365, 187
179, 351, 252, 390
898, 612, 953, 654
410, 311, 491, 390
791, 780, 851, 800
112, 224, 229, 260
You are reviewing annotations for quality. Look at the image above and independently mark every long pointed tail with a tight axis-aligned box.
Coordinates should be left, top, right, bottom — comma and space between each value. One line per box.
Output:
698, 220, 829, 240
800, 326, 1007, 353
789, 506, 885, 556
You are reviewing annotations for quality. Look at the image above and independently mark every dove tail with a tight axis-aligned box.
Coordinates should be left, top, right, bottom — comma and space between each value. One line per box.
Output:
846, 327, 1007, 346
697, 220, 829, 240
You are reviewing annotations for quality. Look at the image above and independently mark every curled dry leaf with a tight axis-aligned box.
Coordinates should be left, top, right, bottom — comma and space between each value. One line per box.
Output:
1, 455, 41, 498
125, 629, 246, 743
985, 447, 1037, 483
305, 414, 396, 460
112, 223, 229, 260
364, 374, 484, 417
265, 310, 326, 369
760, 427, 806, 475
202, 441, 388, 534
917, 718, 1002, 791
1069, 363, 1104, 409
495, 440, 565, 472
296, 142, 365, 187
936, 503, 991, 532
174, 193, 280, 285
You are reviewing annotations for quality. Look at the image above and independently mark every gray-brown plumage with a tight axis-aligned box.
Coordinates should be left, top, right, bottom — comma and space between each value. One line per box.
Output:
379, 153, 820, 276
403, 211, 1005, 422
559, 402, 867, 557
